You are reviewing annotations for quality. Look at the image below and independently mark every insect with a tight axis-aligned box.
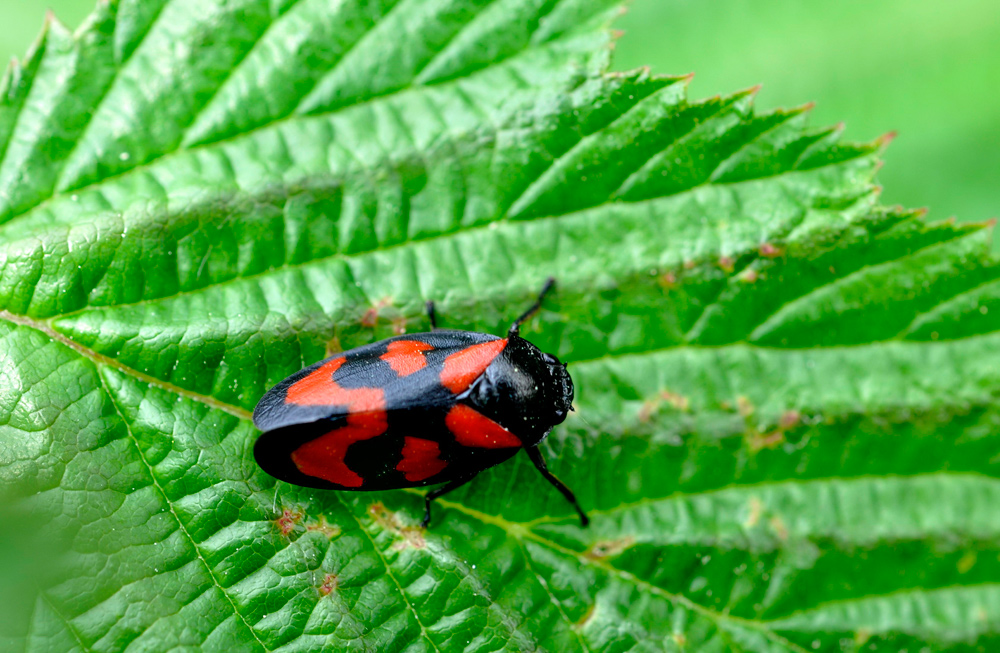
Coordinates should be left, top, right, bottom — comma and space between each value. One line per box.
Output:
252, 279, 589, 528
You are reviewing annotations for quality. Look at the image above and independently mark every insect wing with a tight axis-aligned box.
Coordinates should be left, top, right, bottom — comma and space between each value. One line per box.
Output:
253, 331, 514, 490
253, 331, 502, 432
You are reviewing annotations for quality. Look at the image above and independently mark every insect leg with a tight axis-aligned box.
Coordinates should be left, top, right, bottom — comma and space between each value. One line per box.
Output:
425, 300, 438, 330
508, 277, 556, 338
525, 445, 589, 527
421, 475, 477, 527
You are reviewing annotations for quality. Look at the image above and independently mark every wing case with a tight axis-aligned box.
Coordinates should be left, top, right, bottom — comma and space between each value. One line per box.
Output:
253, 331, 523, 490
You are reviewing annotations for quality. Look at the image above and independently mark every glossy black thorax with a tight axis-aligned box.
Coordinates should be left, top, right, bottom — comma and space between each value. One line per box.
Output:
462, 336, 574, 447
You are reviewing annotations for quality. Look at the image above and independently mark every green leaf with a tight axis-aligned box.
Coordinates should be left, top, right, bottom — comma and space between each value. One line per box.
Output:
1, 1, 998, 651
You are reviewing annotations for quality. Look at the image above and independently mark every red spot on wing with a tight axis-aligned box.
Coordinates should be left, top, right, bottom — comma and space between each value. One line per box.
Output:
285, 357, 385, 412
395, 437, 448, 482
286, 356, 385, 410
445, 404, 522, 449
381, 340, 434, 377
440, 339, 508, 394
291, 411, 388, 487
285, 356, 389, 487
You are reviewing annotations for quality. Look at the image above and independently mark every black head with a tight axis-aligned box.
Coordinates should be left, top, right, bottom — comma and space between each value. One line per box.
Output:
462, 336, 574, 447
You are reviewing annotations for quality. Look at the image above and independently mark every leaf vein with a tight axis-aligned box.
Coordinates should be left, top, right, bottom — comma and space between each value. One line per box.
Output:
179, 0, 308, 147
330, 494, 443, 653
435, 497, 811, 653
0, 310, 251, 420
45, 0, 170, 194
749, 225, 983, 343
49, 158, 853, 325
2, 23, 590, 232
97, 371, 269, 651
409, 0, 508, 84
515, 538, 593, 653
40, 591, 94, 653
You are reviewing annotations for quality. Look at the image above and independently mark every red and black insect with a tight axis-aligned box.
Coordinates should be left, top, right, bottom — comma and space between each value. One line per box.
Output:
253, 279, 588, 527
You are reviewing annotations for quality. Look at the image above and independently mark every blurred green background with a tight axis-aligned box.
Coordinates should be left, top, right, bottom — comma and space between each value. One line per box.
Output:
1, 0, 996, 224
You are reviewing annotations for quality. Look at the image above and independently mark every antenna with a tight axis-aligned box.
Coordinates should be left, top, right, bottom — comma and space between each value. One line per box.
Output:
508, 277, 556, 338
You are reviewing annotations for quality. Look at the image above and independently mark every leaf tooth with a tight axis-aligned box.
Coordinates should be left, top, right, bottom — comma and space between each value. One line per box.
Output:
796, 130, 883, 173
749, 225, 997, 347
0, 16, 75, 221
0, 10, 51, 157
902, 272, 1000, 342
296, 0, 498, 117
53, 0, 277, 197
705, 103, 814, 184
505, 75, 691, 221
182, 0, 378, 149
613, 89, 752, 201
0, 2, 117, 225
414, 0, 569, 86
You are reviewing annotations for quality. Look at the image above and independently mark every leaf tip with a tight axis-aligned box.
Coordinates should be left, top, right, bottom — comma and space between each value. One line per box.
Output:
645, 70, 694, 88
877, 130, 899, 147
787, 101, 816, 118
41, 10, 71, 38
722, 84, 762, 108
1, 56, 18, 88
